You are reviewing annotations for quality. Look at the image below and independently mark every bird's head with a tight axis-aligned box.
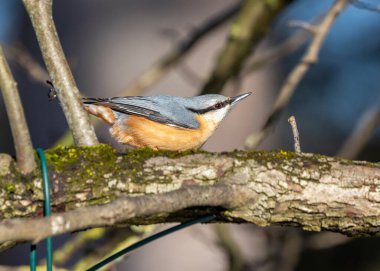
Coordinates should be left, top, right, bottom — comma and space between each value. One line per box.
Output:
185, 92, 252, 125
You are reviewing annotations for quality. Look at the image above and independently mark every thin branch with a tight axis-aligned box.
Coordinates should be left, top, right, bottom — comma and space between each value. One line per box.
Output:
22, 0, 98, 146
288, 116, 301, 153
338, 101, 380, 159
201, 0, 292, 94
1, 147, 380, 242
0, 46, 36, 174
214, 224, 245, 271
349, 0, 380, 12
71, 228, 144, 270
176, 62, 204, 88
245, 29, 311, 73
245, 0, 348, 149
288, 20, 317, 34
0, 184, 236, 243
53, 228, 107, 266
0, 241, 16, 253
122, 2, 241, 96
4, 43, 48, 84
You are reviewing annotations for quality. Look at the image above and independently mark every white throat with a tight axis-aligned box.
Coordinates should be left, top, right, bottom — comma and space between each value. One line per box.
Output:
201, 107, 230, 129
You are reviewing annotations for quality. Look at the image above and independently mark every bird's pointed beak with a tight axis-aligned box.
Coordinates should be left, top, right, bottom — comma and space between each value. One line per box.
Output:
229, 92, 252, 106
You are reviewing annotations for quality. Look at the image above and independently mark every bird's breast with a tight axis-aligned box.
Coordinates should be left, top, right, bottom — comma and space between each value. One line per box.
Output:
111, 114, 217, 151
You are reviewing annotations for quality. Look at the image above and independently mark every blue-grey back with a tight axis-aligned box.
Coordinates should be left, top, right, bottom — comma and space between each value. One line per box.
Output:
110, 94, 226, 129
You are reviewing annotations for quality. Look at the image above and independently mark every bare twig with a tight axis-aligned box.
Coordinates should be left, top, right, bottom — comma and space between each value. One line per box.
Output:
288, 20, 317, 34
245, 29, 311, 73
22, 0, 98, 146
72, 227, 145, 270
245, 0, 348, 149
53, 227, 151, 269
53, 228, 107, 266
349, 0, 380, 12
0, 46, 36, 174
176, 62, 204, 88
122, 2, 241, 96
338, 101, 380, 159
201, 0, 292, 94
89, 225, 155, 270
0, 241, 16, 253
4, 43, 48, 84
288, 116, 301, 153
214, 224, 245, 271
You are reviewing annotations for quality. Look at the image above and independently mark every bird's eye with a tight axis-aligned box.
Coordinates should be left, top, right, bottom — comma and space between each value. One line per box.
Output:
214, 103, 223, 109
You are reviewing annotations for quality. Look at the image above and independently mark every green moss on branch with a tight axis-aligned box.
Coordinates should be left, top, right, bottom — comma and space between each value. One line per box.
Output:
0, 145, 380, 237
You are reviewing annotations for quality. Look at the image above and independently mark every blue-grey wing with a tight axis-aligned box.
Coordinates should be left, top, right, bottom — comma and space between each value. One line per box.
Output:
82, 96, 199, 129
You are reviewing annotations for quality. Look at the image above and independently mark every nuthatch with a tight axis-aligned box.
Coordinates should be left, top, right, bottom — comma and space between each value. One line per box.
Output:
82, 92, 252, 151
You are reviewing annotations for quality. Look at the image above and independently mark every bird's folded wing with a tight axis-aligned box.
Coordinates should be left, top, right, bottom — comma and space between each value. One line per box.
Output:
82, 97, 199, 129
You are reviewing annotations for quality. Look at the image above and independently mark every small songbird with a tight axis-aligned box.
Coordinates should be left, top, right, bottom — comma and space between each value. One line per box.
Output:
82, 92, 251, 151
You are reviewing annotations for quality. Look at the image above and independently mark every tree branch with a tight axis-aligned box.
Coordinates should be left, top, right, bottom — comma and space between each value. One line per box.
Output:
1, 145, 380, 243
0, 46, 36, 174
69, 228, 143, 270
338, 101, 380, 159
244, 28, 310, 73
1, 184, 236, 243
4, 43, 48, 84
349, 0, 380, 12
22, 0, 98, 146
201, 0, 292, 94
245, 0, 348, 149
122, 2, 241, 96
214, 224, 245, 271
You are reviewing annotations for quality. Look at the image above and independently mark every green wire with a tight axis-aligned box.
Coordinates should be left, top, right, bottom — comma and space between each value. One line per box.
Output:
29, 148, 53, 271
31, 147, 215, 271
30, 244, 37, 271
87, 214, 216, 271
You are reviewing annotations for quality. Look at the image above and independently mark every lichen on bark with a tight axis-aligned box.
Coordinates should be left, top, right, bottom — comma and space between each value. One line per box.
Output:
0, 145, 380, 238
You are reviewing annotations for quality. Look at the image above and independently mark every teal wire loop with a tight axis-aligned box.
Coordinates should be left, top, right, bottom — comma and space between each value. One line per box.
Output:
31, 147, 214, 271
87, 214, 216, 271
29, 244, 36, 271
30, 148, 53, 271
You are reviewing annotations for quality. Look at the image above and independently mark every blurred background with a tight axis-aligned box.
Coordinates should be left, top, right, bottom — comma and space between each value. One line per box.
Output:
1, 0, 380, 270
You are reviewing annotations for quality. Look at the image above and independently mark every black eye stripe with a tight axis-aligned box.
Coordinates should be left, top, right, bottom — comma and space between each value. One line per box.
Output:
187, 100, 229, 114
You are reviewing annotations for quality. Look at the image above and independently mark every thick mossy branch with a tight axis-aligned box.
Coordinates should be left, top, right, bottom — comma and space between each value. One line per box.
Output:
0, 145, 380, 242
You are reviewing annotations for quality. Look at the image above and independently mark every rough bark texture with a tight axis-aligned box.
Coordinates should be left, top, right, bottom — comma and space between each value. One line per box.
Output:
0, 145, 380, 241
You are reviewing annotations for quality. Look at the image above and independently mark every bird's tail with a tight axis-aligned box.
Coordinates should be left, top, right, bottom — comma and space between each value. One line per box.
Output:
81, 98, 117, 125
